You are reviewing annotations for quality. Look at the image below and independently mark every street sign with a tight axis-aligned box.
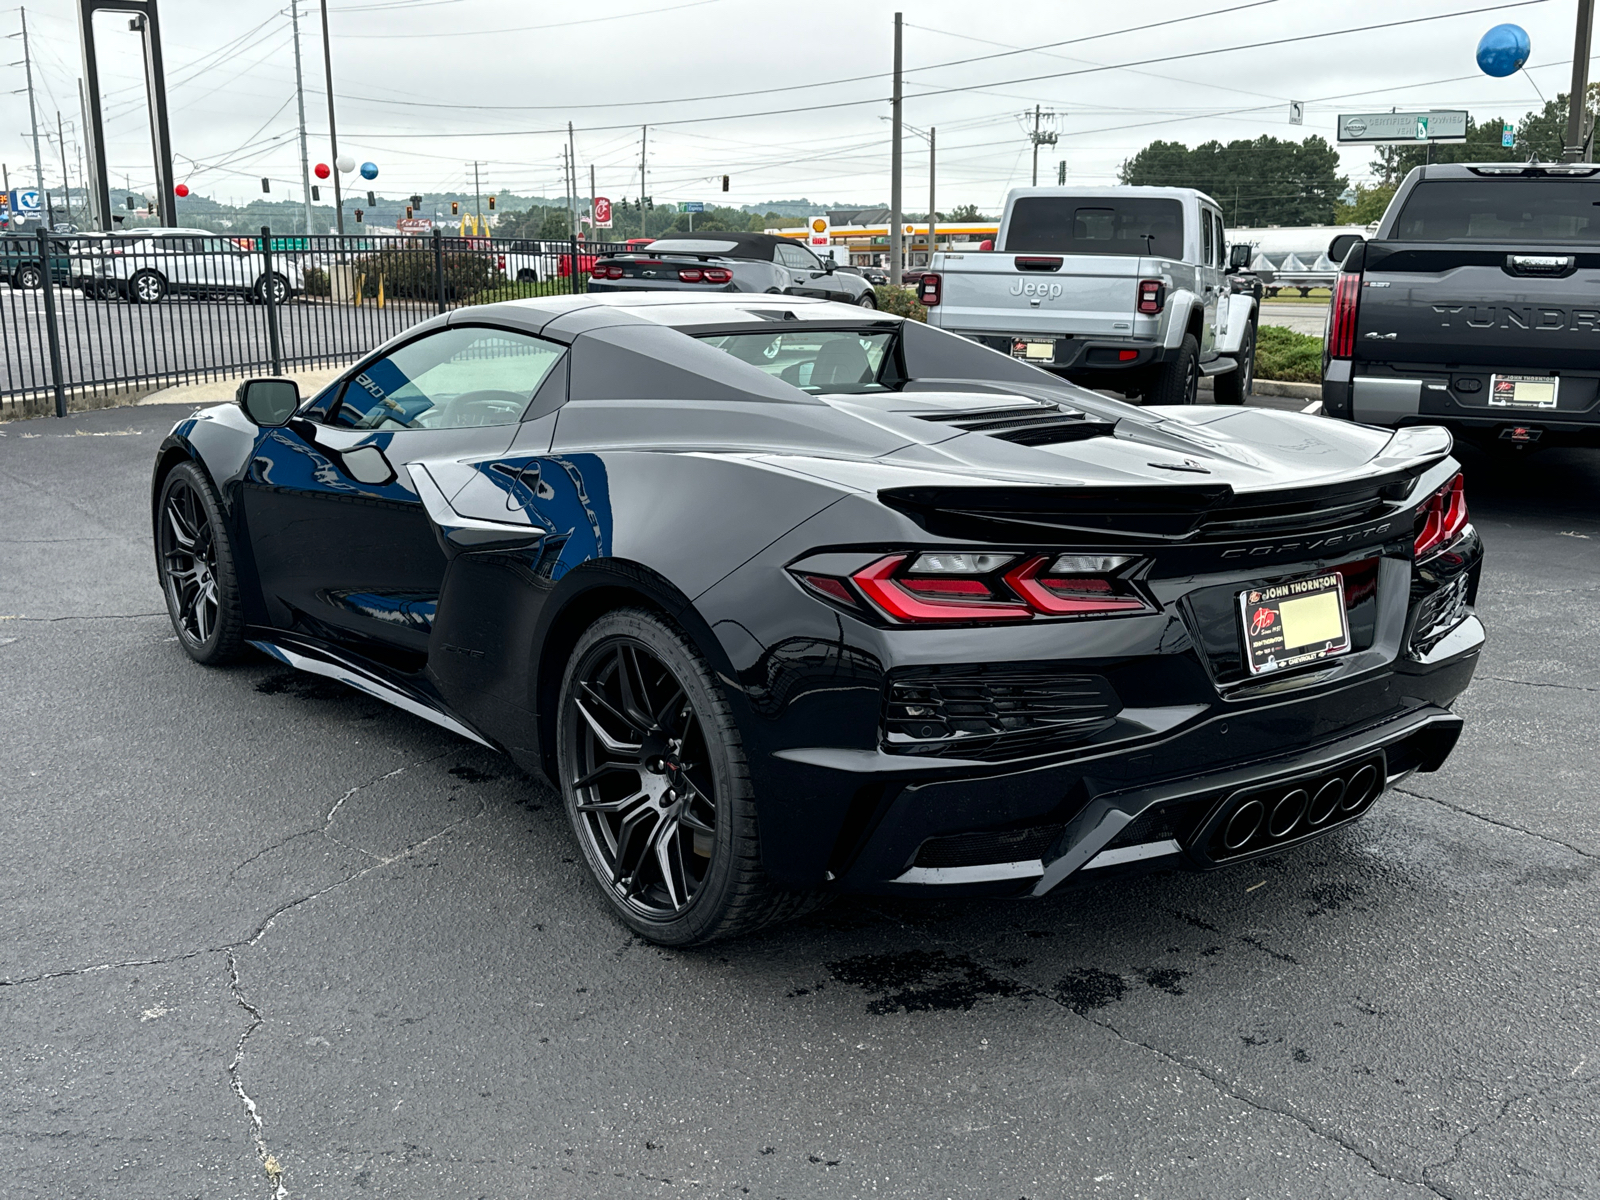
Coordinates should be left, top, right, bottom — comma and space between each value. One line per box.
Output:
1502, 122, 1516, 148
594, 196, 613, 228
1337, 111, 1468, 144
1289, 101, 1304, 125
679, 201, 704, 213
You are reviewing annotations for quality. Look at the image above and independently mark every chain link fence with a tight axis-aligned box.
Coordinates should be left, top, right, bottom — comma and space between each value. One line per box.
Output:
0, 226, 629, 418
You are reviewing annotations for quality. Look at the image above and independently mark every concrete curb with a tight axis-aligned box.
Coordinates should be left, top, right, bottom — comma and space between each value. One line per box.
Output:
1200, 376, 1321, 400
136, 364, 348, 407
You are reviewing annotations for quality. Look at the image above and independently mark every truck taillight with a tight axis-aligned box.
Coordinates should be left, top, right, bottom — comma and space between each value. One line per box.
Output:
1329, 269, 1362, 359
919, 273, 940, 306
1137, 279, 1165, 314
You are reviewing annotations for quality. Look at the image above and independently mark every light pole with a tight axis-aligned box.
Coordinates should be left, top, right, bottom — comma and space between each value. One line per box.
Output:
1565, 0, 1596, 161
888, 11, 903, 280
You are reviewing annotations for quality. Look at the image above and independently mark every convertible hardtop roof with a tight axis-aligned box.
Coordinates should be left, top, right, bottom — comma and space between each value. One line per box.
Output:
639, 231, 792, 260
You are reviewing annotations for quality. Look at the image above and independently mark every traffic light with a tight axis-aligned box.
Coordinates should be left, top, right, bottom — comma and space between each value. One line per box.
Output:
488, 195, 496, 210
451, 200, 459, 215
354, 208, 364, 223
405, 205, 413, 219
125, 195, 136, 210
645, 196, 654, 210
722, 175, 729, 192
367, 191, 375, 206
311, 185, 320, 201
410, 193, 422, 209
261, 178, 270, 193
1057, 161, 1066, 185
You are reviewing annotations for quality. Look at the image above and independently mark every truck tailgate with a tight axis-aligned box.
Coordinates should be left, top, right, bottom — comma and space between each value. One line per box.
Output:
936, 254, 1145, 336
1357, 244, 1600, 370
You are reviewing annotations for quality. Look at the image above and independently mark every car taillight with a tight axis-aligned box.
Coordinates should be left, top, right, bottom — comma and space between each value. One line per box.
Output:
792, 552, 1149, 625
606, 265, 624, 279
1329, 269, 1361, 359
678, 267, 703, 282
702, 267, 732, 284
1413, 473, 1468, 559
1137, 279, 1165, 314
919, 273, 941, 305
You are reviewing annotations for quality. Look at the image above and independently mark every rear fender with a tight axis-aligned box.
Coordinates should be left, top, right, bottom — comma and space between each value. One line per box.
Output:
1161, 290, 1200, 349
1214, 294, 1257, 355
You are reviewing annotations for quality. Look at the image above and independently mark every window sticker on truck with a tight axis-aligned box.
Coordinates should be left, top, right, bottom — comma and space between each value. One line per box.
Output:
1489, 375, 1559, 409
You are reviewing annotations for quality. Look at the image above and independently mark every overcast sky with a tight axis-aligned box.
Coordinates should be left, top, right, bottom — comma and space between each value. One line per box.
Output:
1, 0, 1582, 215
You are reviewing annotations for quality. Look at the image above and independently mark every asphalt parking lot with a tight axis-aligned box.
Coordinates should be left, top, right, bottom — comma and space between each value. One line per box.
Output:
2, 401, 1597, 1200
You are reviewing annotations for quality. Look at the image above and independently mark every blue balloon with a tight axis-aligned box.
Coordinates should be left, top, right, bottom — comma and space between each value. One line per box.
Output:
359, 162, 379, 180
1477, 23, 1530, 78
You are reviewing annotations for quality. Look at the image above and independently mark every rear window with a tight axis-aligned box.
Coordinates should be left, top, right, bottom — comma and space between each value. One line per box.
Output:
1003, 197, 1184, 257
698, 329, 896, 394
1391, 180, 1600, 244
646, 239, 739, 255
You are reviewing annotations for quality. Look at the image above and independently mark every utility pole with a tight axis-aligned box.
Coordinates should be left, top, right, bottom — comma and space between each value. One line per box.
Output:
318, 0, 345, 232
289, 0, 314, 235
19, 8, 48, 226
589, 162, 596, 236
567, 121, 579, 237
889, 11, 903, 281
1564, 0, 1596, 161
1028, 105, 1059, 186
927, 126, 935, 266
473, 160, 482, 232
78, 79, 92, 218
640, 125, 648, 240
57, 112, 72, 225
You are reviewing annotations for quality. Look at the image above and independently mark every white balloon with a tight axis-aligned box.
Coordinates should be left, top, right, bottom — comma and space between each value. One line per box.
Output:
335, 155, 355, 174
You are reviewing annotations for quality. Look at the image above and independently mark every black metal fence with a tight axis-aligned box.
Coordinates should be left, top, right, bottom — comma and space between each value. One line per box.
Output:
0, 226, 636, 417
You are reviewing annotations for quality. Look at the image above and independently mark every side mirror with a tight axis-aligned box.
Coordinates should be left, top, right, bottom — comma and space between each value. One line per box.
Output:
236, 377, 299, 427
1328, 233, 1364, 265
1228, 243, 1253, 270
823, 259, 836, 274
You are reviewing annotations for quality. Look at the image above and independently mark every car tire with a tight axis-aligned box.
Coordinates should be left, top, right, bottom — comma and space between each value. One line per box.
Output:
856, 291, 877, 308
1147, 333, 1200, 405
557, 607, 819, 946
516, 268, 537, 282
1213, 322, 1255, 405
129, 269, 167, 304
156, 461, 246, 665
13, 264, 43, 289
252, 272, 291, 306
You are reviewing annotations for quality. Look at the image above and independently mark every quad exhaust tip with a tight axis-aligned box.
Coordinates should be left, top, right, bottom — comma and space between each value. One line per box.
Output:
1208, 755, 1385, 861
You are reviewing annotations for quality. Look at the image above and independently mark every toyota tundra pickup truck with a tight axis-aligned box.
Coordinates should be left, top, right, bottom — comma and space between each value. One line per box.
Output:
918, 186, 1260, 404
1322, 162, 1600, 451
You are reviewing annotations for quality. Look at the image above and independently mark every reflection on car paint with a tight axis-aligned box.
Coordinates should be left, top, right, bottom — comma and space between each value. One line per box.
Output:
322, 589, 438, 632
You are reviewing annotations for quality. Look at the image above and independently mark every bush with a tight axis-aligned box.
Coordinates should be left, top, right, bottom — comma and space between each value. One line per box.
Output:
301, 266, 330, 297
346, 246, 500, 301
1255, 324, 1323, 383
874, 285, 927, 322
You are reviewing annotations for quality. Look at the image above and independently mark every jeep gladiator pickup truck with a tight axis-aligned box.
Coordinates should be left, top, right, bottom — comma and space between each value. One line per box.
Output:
1322, 162, 1600, 451
918, 186, 1260, 404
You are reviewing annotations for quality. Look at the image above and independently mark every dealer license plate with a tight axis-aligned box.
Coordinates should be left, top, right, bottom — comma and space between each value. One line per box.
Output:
1489, 374, 1558, 409
1239, 573, 1351, 675
1010, 339, 1056, 362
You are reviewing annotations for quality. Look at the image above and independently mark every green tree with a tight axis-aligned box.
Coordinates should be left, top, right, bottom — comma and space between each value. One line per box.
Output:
945, 202, 989, 222
1338, 183, 1398, 225
1515, 83, 1600, 161
1119, 135, 1348, 225
1371, 115, 1520, 181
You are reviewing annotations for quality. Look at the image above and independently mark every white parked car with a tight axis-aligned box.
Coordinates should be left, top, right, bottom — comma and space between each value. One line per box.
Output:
93, 229, 303, 304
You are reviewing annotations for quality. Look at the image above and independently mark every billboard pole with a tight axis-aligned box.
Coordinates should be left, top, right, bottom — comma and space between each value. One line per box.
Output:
319, 0, 345, 233
20, 8, 49, 224
889, 11, 902, 282
1565, 0, 1596, 161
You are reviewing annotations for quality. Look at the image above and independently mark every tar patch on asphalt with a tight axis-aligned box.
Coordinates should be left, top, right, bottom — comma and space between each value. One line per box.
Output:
448, 764, 500, 783
253, 670, 351, 701
1142, 967, 1190, 995
826, 949, 1027, 1013
1054, 966, 1127, 1013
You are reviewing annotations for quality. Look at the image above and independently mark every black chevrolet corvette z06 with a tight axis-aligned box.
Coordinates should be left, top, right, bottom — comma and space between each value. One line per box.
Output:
586, 231, 876, 306
150, 292, 1483, 945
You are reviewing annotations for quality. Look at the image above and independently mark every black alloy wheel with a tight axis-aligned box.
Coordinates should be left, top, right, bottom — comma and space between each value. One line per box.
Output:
157, 462, 245, 664
129, 269, 167, 304
557, 608, 816, 945
253, 272, 290, 305
1147, 333, 1200, 406
1213, 321, 1256, 404
13, 264, 43, 289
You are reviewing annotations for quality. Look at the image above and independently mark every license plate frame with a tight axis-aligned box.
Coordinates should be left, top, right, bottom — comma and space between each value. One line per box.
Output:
1489, 373, 1559, 409
1238, 572, 1352, 676
1010, 338, 1056, 362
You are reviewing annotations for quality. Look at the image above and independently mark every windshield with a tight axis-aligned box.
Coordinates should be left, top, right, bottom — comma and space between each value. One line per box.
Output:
1391, 180, 1600, 244
698, 329, 895, 394
1004, 197, 1185, 257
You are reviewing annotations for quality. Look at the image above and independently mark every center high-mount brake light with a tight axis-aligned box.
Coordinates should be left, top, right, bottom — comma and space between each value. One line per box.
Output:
1329, 269, 1362, 359
919, 273, 941, 306
1413, 473, 1468, 559
1137, 279, 1165, 314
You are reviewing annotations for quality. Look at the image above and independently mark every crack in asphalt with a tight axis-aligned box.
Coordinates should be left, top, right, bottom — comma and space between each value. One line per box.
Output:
0, 612, 166, 622
1486, 675, 1600, 695
1396, 787, 1598, 862
0, 948, 214, 988
226, 950, 287, 1200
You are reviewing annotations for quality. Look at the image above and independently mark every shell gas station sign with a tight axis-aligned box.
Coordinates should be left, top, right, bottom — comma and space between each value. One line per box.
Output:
807, 216, 830, 248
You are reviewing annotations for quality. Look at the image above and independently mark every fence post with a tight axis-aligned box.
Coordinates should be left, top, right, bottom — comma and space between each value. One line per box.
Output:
571, 233, 583, 296
36, 227, 68, 418
433, 228, 446, 313
260, 226, 283, 375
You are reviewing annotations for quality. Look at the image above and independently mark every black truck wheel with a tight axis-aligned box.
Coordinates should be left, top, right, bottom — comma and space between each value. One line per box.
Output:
1213, 322, 1256, 405
1146, 334, 1200, 405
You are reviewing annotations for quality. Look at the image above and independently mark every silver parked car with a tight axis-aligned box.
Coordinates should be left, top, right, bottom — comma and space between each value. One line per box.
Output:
93, 229, 302, 304
587, 232, 877, 306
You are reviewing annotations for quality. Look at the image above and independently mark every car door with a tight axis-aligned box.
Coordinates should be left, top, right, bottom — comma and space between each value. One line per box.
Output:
1197, 208, 1224, 357
240, 323, 567, 666
774, 241, 828, 297
1210, 212, 1232, 349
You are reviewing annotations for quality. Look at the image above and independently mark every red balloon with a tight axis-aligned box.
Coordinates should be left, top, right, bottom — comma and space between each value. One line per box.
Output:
174, 183, 190, 198
313, 162, 331, 179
